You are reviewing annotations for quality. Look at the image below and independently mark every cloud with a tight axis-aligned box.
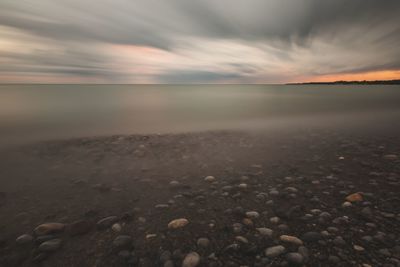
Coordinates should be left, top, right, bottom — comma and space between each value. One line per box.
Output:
0, 0, 399, 83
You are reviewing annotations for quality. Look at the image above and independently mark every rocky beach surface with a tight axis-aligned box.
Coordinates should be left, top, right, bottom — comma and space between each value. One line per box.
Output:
0, 129, 399, 266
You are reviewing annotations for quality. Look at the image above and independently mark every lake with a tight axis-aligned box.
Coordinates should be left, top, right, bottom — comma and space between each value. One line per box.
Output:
1, 84, 400, 145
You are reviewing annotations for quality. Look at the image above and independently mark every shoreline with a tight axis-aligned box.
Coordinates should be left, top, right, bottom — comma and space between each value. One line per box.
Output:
0, 130, 399, 266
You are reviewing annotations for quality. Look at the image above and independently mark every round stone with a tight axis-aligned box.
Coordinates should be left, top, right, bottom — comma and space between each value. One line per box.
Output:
182, 252, 200, 267
286, 252, 304, 265
265, 245, 286, 258
197, 238, 210, 248
113, 235, 132, 249
168, 218, 189, 229
38, 239, 62, 252
16, 234, 33, 245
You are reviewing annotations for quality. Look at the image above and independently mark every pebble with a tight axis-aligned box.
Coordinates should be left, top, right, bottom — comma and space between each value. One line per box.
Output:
354, 245, 365, 252
34, 223, 65, 236
265, 245, 286, 258
256, 228, 273, 237
245, 211, 260, 219
286, 252, 304, 265
333, 236, 346, 246
38, 239, 62, 252
238, 183, 248, 189
182, 252, 200, 267
16, 234, 33, 245
113, 235, 132, 250
345, 192, 363, 202
112, 223, 122, 232
235, 236, 248, 244
197, 238, 210, 248
168, 218, 189, 229
342, 201, 352, 207
204, 176, 215, 182
270, 217, 280, 224
96, 216, 119, 230
280, 235, 303, 246
169, 181, 181, 188
383, 154, 398, 160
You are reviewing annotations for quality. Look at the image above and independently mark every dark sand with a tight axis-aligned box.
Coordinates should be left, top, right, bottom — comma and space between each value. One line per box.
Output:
0, 129, 399, 266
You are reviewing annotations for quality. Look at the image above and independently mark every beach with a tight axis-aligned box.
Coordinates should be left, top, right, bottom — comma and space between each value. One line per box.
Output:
0, 127, 399, 266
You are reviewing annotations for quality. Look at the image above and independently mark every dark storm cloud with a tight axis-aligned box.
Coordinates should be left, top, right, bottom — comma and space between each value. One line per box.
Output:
0, 0, 399, 83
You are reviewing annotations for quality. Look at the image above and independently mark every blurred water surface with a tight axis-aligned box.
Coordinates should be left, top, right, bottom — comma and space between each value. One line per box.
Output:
1, 84, 400, 145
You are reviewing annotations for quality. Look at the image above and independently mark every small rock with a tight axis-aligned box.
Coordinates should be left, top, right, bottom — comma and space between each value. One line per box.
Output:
286, 252, 304, 265
353, 245, 365, 252
96, 216, 118, 230
265, 245, 286, 258
38, 239, 62, 252
383, 154, 398, 160
245, 211, 260, 219
112, 223, 122, 232
146, 234, 157, 240
204, 176, 215, 182
342, 201, 352, 208
256, 228, 273, 237
182, 252, 200, 267
113, 235, 132, 250
16, 234, 33, 245
197, 238, 210, 248
345, 193, 363, 202
280, 235, 303, 246
168, 218, 189, 229
235, 236, 248, 244
34, 223, 65, 236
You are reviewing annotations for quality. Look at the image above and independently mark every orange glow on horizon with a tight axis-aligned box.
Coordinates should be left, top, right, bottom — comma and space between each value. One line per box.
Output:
304, 70, 400, 83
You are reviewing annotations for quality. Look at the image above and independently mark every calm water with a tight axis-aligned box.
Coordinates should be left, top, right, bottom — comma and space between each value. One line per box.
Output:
1, 84, 400, 145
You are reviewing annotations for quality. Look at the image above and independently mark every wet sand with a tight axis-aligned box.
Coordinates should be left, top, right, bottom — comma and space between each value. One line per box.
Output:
0, 129, 399, 266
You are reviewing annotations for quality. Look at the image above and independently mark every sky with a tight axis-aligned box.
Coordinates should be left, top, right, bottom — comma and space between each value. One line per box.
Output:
0, 0, 399, 84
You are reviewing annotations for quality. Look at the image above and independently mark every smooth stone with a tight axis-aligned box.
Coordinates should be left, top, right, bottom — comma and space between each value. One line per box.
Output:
204, 176, 216, 182
35, 235, 57, 244
345, 193, 363, 202
168, 218, 189, 229
333, 236, 346, 246
96, 216, 118, 230
245, 211, 260, 219
238, 183, 248, 189
265, 245, 286, 258
112, 223, 122, 232
113, 235, 132, 249
353, 245, 365, 252
197, 238, 210, 248
69, 220, 91, 236
384, 154, 398, 160
38, 239, 62, 252
286, 252, 304, 265
235, 236, 248, 244
34, 223, 65, 236
256, 228, 273, 237
164, 260, 175, 267
342, 201, 352, 207
270, 217, 280, 224
280, 235, 303, 246
16, 234, 33, 245
146, 234, 157, 240
182, 252, 200, 267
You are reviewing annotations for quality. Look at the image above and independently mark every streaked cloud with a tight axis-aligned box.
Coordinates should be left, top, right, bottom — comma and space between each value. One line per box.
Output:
0, 0, 399, 83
